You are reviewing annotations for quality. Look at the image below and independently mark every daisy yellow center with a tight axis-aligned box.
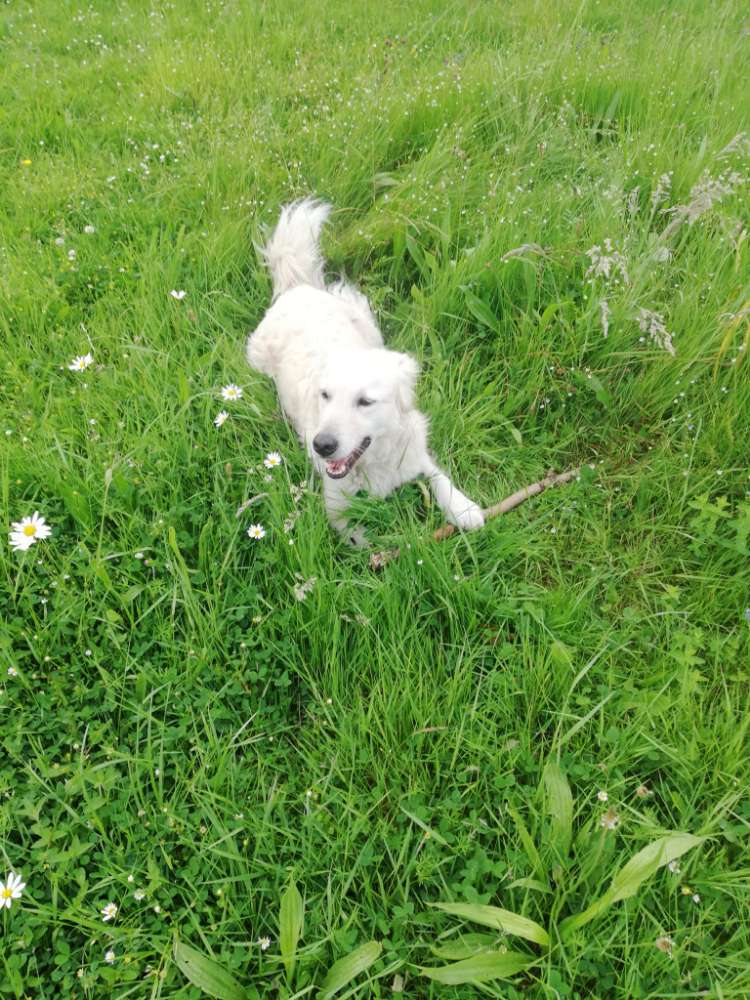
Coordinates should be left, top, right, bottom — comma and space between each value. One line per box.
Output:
1, 888, 12, 898
23, 525, 37, 536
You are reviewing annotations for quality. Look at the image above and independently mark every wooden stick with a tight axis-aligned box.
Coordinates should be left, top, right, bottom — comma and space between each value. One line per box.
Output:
370, 466, 585, 570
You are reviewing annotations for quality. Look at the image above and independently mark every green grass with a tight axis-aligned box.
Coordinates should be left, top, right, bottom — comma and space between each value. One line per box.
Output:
1, 0, 749, 996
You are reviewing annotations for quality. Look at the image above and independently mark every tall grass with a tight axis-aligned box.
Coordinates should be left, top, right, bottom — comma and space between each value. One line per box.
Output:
1, 0, 749, 995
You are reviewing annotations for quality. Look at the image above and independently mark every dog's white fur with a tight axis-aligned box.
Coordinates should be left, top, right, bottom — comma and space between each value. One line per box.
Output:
246, 199, 484, 544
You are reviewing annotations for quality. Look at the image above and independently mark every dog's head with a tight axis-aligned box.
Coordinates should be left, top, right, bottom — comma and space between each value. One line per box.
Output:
311, 348, 419, 480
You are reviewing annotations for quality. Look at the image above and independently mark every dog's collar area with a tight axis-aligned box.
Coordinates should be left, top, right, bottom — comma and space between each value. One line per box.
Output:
325, 437, 371, 479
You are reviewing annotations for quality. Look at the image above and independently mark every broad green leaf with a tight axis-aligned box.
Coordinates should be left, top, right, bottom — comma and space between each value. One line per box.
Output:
405, 233, 427, 277
421, 950, 532, 985
464, 289, 501, 333
539, 299, 569, 332
549, 640, 573, 668
177, 370, 191, 405
508, 877, 552, 894
543, 761, 574, 857
430, 903, 549, 947
173, 939, 245, 1000
560, 833, 705, 938
574, 370, 612, 408
319, 940, 382, 999
609, 833, 704, 903
279, 879, 303, 982
507, 806, 545, 882
430, 933, 497, 960
58, 483, 92, 528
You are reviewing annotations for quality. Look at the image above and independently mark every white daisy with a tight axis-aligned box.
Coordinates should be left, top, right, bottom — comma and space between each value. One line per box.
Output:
133, 890, 145, 901
596, 789, 609, 802
68, 353, 94, 372
83, 225, 96, 235
258, 936, 271, 951
263, 451, 282, 469
247, 524, 266, 540
104, 950, 116, 964
169, 289, 186, 300
9, 512, 52, 552
8, 667, 17, 677
0, 872, 26, 909
221, 384, 243, 401
214, 410, 229, 428
101, 902, 118, 922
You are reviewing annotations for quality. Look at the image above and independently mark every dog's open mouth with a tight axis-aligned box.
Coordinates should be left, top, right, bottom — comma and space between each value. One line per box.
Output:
325, 437, 371, 479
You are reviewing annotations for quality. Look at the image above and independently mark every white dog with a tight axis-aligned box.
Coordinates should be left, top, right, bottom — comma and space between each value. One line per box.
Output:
246, 199, 484, 545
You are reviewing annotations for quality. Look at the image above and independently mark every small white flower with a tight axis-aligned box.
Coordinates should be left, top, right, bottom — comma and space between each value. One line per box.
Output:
9, 512, 52, 552
214, 410, 229, 428
293, 575, 317, 602
600, 808, 620, 830
104, 950, 116, 964
101, 902, 118, 922
221, 384, 243, 401
134, 889, 145, 901
169, 289, 186, 300
69, 353, 94, 371
263, 451, 282, 469
83, 225, 96, 234
67, 248, 77, 261
668, 860, 681, 874
692, 893, 701, 904
0, 872, 26, 909
247, 524, 266, 540
153, 904, 161, 914
127, 875, 134, 883
259, 936, 271, 951
7, 667, 17, 677
597, 789, 609, 802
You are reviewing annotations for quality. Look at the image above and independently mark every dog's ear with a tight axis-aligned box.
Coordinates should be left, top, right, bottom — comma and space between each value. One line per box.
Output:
392, 351, 420, 411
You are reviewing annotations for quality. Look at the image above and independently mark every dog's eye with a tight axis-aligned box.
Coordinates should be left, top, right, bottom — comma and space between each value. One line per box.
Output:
320, 390, 330, 400
357, 397, 374, 407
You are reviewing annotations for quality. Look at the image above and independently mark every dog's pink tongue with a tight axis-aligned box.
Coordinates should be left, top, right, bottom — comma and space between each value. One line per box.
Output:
327, 459, 346, 474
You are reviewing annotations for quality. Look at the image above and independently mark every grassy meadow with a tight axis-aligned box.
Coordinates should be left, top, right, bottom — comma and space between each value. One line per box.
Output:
2, 0, 750, 995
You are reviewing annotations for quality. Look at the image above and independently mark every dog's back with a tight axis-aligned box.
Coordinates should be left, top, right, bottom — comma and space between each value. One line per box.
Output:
247, 200, 383, 435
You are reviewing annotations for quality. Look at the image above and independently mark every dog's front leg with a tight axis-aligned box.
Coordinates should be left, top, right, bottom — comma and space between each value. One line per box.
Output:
322, 478, 369, 547
423, 461, 485, 531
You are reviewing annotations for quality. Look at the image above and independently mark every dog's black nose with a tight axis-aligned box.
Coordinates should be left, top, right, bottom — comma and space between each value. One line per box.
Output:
313, 433, 338, 458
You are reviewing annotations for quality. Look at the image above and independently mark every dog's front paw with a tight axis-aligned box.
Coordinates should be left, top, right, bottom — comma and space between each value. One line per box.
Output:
449, 503, 485, 531
347, 527, 370, 548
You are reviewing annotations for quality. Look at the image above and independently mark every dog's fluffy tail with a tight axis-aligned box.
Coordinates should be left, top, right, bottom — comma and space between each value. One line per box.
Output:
260, 198, 331, 300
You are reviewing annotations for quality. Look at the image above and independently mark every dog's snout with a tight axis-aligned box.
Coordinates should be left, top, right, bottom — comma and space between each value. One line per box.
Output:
313, 433, 338, 458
